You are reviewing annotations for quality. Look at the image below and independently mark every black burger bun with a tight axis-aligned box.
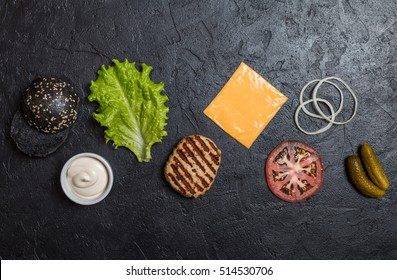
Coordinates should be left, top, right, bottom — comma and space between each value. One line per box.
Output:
11, 110, 69, 157
21, 77, 79, 134
10, 77, 80, 157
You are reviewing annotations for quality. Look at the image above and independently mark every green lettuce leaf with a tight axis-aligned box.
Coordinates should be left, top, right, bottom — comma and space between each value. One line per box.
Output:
88, 59, 169, 162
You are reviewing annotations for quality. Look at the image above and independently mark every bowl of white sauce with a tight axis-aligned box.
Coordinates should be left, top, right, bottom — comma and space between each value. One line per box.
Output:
60, 153, 113, 205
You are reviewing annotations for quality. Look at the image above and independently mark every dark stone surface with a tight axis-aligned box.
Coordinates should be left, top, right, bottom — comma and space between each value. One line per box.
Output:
1, 0, 397, 259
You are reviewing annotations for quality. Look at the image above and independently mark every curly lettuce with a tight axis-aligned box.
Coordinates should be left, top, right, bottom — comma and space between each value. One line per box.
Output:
88, 59, 169, 162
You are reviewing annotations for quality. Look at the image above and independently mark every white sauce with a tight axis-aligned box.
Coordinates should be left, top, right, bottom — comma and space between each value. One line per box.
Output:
67, 157, 108, 199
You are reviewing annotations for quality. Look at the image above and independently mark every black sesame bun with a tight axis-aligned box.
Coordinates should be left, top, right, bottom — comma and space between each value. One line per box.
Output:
21, 77, 79, 134
10, 77, 80, 157
11, 110, 69, 157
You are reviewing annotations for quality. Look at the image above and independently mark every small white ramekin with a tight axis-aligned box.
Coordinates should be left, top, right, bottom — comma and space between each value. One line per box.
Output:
60, 152, 114, 205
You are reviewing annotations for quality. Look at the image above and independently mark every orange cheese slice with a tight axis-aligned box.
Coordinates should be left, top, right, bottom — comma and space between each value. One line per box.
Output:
204, 62, 288, 148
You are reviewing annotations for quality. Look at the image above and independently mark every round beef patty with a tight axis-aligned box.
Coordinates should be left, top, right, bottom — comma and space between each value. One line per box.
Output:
164, 135, 221, 198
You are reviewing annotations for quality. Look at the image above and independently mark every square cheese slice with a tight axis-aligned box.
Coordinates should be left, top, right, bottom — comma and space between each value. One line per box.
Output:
204, 62, 288, 148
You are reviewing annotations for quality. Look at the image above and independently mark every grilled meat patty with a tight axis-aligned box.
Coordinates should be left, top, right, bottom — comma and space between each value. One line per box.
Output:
164, 135, 221, 198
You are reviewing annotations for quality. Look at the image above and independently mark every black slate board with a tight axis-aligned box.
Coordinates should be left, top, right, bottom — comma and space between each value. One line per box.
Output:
1, 0, 397, 259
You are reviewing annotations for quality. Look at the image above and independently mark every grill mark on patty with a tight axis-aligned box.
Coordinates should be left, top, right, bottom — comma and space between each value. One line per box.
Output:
167, 173, 186, 195
186, 137, 216, 174
173, 157, 205, 192
165, 135, 221, 198
207, 143, 221, 165
182, 142, 205, 172
208, 140, 220, 156
195, 135, 210, 151
170, 162, 196, 195
204, 172, 213, 181
177, 149, 192, 167
181, 138, 214, 182
195, 135, 220, 165
177, 146, 202, 177
194, 182, 204, 192
173, 157, 194, 183
175, 149, 211, 191
197, 174, 210, 188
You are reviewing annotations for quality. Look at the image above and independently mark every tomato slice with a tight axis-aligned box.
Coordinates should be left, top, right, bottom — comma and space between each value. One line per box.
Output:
265, 140, 324, 202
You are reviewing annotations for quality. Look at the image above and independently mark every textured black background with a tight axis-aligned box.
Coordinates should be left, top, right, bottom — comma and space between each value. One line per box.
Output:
1, 0, 397, 259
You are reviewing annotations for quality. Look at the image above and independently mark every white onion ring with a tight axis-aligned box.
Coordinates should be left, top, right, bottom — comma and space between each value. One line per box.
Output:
299, 79, 344, 120
295, 98, 335, 135
312, 77, 358, 125
294, 76, 358, 135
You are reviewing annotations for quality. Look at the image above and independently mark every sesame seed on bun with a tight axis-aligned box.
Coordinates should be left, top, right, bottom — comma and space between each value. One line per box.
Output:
21, 77, 79, 134
11, 77, 80, 157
